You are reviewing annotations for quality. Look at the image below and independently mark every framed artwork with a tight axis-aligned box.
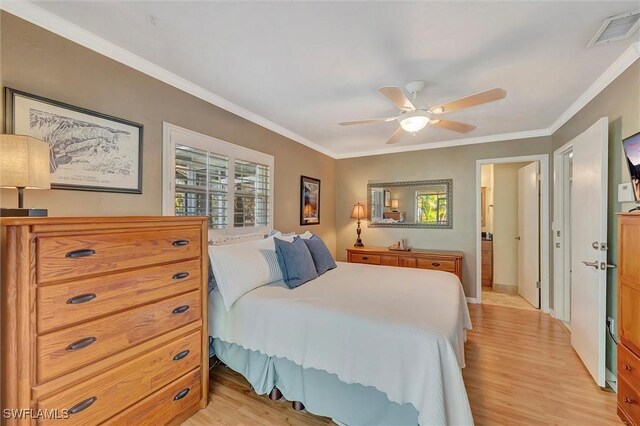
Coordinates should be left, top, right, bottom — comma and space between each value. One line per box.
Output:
384, 190, 391, 207
300, 175, 321, 225
5, 88, 143, 193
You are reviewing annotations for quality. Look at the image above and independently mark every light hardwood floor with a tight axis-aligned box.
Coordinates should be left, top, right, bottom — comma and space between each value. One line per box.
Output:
482, 288, 538, 311
184, 304, 620, 425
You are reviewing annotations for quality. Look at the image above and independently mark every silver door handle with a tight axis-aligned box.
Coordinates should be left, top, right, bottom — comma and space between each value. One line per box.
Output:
582, 260, 599, 269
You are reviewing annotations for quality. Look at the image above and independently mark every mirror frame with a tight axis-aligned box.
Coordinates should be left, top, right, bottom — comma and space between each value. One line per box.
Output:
367, 179, 453, 229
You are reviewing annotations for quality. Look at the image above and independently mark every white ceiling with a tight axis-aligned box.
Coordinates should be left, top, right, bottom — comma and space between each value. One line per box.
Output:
18, 1, 640, 156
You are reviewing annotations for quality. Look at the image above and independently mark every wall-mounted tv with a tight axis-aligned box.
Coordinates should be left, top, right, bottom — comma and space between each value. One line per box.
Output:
622, 131, 640, 204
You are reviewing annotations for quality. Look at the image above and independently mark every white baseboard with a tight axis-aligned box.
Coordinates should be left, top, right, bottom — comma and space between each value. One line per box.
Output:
466, 297, 479, 304
606, 368, 617, 393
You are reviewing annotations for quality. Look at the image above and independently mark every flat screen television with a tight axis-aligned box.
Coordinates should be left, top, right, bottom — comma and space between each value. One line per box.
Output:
622, 131, 640, 205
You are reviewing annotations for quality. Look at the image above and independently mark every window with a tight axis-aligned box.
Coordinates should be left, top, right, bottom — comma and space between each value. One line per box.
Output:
415, 189, 448, 224
163, 123, 274, 236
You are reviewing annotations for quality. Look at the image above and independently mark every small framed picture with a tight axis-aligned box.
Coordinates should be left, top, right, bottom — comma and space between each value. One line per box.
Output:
384, 190, 391, 207
300, 176, 321, 225
5, 88, 143, 194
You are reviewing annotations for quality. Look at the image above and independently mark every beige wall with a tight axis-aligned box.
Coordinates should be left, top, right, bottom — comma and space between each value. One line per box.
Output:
480, 164, 493, 233
335, 137, 552, 298
0, 12, 337, 253
492, 162, 532, 288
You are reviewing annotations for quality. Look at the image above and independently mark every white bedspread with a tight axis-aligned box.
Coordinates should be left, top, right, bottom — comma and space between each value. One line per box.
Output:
210, 262, 473, 425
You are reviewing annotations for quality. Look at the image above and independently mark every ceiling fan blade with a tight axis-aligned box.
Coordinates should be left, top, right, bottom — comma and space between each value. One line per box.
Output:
429, 118, 476, 133
430, 88, 506, 114
378, 87, 416, 111
339, 117, 397, 126
386, 127, 406, 144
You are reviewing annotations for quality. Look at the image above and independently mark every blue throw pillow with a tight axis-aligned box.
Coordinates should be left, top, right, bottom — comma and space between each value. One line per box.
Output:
303, 235, 337, 275
274, 236, 318, 289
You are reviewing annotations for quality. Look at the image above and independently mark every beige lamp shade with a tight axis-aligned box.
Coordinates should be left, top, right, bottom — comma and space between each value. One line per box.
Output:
0, 135, 51, 189
391, 199, 399, 209
350, 203, 366, 220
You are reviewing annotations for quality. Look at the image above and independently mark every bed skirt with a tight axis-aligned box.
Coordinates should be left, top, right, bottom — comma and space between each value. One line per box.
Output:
213, 338, 419, 425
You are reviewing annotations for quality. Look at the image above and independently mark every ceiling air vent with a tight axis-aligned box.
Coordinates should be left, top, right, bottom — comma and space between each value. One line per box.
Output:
588, 10, 640, 48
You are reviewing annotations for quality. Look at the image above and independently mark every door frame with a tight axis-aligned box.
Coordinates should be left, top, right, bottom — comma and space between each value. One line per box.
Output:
475, 154, 550, 313
553, 140, 574, 322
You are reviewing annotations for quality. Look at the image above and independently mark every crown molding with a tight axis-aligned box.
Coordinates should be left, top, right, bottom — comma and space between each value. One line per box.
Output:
333, 128, 551, 159
0, 1, 336, 158
2, 2, 638, 160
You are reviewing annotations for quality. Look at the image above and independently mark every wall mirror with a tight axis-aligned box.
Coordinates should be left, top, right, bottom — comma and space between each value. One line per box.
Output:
367, 179, 453, 229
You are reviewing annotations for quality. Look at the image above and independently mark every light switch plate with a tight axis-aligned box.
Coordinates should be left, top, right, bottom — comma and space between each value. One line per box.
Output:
618, 183, 635, 203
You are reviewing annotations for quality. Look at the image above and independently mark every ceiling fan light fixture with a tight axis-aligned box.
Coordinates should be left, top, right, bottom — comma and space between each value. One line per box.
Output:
399, 111, 429, 133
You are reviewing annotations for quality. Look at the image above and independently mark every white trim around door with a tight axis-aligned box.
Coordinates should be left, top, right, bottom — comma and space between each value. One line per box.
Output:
475, 154, 550, 313
553, 140, 574, 322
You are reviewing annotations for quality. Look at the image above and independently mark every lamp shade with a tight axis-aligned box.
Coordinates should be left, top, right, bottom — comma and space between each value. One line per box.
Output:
350, 203, 366, 220
0, 135, 51, 189
391, 199, 399, 209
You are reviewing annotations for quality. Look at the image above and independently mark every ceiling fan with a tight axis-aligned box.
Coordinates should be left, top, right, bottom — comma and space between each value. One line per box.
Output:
339, 81, 506, 144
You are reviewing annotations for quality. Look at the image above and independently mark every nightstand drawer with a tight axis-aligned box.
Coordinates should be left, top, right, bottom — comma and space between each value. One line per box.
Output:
618, 376, 640, 425
620, 344, 640, 394
350, 253, 381, 265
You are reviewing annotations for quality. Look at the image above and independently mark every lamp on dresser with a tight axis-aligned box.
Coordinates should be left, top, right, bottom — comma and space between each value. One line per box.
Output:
351, 202, 366, 247
0, 134, 50, 217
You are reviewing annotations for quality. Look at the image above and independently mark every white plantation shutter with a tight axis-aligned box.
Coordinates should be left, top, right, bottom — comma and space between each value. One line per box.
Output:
163, 123, 274, 236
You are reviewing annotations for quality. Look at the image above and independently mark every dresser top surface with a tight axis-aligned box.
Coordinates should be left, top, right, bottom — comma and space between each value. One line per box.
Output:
0, 215, 208, 226
347, 246, 464, 258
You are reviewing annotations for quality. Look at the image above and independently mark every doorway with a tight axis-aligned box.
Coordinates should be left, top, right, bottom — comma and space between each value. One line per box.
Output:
475, 154, 550, 312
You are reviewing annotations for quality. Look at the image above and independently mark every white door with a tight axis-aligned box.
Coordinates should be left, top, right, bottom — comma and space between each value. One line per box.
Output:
570, 117, 608, 387
517, 162, 540, 308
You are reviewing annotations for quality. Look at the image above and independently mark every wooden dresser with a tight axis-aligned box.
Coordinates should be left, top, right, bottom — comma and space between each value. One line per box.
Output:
1, 216, 209, 425
618, 212, 640, 426
481, 239, 493, 287
346, 246, 464, 283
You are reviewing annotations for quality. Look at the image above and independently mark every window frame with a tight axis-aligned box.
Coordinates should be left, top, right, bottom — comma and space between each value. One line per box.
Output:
162, 122, 274, 238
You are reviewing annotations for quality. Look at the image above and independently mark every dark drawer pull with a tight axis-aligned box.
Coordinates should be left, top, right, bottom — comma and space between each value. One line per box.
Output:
173, 388, 190, 401
67, 293, 97, 305
66, 336, 97, 351
172, 272, 190, 280
172, 305, 190, 314
362, 256, 369, 260
624, 364, 633, 371
65, 249, 96, 258
172, 240, 190, 247
173, 350, 190, 361
432, 262, 441, 267
624, 397, 636, 404
68, 396, 97, 414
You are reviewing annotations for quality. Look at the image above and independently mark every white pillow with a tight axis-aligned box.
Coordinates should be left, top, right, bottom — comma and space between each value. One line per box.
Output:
209, 231, 266, 246
209, 236, 282, 310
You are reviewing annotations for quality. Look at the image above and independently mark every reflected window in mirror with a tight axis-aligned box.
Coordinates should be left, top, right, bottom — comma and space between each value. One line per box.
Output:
367, 179, 452, 229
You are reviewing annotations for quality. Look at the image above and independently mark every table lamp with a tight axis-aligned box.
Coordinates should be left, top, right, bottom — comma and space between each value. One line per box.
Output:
0, 135, 51, 217
391, 199, 399, 212
350, 202, 366, 247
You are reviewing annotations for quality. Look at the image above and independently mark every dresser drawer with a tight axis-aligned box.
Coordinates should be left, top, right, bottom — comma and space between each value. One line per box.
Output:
620, 344, 640, 394
416, 258, 456, 273
37, 331, 201, 425
37, 259, 202, 334
380, 255, 399, 267
619, 376, 640, 425
350, 253, 381, 265
105, 369, 202, 425
37, 291, 201, 383
36, 227, 201, 284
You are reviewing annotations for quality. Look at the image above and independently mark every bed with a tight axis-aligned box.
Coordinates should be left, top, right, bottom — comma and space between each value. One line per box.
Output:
208, 260, 473, 425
